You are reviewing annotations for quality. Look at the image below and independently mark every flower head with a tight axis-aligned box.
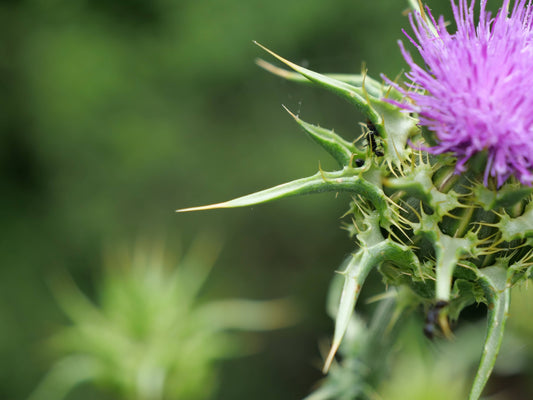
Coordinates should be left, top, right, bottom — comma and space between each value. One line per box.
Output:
394, 0, 533, 186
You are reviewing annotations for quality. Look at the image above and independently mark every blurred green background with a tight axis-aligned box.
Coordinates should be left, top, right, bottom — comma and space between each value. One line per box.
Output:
6, 0, 523, 399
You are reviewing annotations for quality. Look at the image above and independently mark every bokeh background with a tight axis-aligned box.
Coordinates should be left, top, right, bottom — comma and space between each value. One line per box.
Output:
5, 1, 533, 399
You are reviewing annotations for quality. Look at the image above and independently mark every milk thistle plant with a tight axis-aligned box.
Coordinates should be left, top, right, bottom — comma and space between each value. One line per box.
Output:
30, 240, 292, 400
179, 0, 533, 398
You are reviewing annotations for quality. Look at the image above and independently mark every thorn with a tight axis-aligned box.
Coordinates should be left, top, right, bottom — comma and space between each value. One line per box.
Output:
409, 151, 416, 173
388, 229, 409, 246
318, 162, 329, 182
354, 124, 367, 144
394, 223, 414, 244
457, 261, 477, 272
177, 202, 229, 212
388, 160, 400, 178
323, 342, 340, 373
402, 200, 422, 221
351, 217, 363, 235
442, 212, 461, 221
385, 196, 408, 214
253, 41, 302, 74
384, 83, 394, 99
361, 66, 371, 107
255, 58, 295, 80
282, 104, 298, 120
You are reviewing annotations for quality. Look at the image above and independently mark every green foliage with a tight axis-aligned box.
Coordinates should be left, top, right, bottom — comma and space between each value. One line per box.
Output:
377, 321, 474, 400
29, 239, 294, 400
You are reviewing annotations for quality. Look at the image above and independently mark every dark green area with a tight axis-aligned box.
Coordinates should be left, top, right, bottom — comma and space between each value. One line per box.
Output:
0, 0, 453, 398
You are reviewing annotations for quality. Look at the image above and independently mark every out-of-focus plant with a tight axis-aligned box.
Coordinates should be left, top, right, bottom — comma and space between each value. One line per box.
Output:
29, 237, 294, 400
490, 283, 533, 397
376, 320, 484, 400
179, 0, 533, 398
506, 283, 533, 351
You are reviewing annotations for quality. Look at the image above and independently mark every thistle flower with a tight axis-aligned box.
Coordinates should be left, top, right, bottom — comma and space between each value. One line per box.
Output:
393, 0, 533, 187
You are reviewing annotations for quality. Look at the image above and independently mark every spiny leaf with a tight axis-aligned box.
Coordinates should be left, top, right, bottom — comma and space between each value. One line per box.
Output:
255, 42, 418, 165
178, 168, 390, 225
384, 161, 461, 216
468, 265, 510, 400
324, 237, 420, 372
498, 202, 533, 242
256, 58, 384, 99
283, 106, 364, 167
434, 232, 478, 303
473, 182, 533, 211
253, 41, 383, 132
323, 250, 367, 373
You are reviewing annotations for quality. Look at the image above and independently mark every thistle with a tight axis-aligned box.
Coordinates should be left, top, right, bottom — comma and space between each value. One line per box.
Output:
29, 239, 293, 400
178, 1, 533, 398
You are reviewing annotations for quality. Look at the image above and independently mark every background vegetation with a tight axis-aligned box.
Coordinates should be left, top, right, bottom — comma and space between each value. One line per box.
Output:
6, 1, 531, 399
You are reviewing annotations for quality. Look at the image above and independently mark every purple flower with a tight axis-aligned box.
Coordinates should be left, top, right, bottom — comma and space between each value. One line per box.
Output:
390, 0, 533, 186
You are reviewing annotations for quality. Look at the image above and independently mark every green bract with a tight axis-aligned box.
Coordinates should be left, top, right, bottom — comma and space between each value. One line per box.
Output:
178, 39, 533, 400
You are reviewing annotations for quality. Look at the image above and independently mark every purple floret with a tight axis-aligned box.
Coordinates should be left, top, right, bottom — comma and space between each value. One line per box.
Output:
390, 0, 533, 186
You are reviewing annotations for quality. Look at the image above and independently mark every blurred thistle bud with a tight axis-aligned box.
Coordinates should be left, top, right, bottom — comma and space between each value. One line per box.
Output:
29, 236, 296, 400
